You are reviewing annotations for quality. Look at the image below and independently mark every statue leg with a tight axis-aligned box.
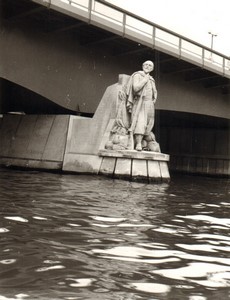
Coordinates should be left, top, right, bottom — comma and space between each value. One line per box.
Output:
135, 134, 143, 151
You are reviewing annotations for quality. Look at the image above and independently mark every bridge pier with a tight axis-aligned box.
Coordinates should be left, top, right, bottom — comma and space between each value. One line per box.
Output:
0, 112, 229, 178
0, 76, 229, 179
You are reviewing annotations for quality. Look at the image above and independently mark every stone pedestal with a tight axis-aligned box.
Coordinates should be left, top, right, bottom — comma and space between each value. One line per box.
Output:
99, 149, 170, 182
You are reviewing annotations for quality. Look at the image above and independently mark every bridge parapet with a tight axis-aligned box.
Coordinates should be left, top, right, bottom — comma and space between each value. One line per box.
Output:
32, 0, 230, 78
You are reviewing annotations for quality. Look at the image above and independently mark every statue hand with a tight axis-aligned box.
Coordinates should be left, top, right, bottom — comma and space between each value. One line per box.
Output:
142, 74, 150, 85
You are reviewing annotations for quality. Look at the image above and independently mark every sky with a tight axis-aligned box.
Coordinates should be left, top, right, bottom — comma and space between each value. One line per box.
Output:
105, 0, 230, 56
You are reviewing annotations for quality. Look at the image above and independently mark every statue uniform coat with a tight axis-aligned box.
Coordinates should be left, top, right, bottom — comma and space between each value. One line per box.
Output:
126, 71, 157, 136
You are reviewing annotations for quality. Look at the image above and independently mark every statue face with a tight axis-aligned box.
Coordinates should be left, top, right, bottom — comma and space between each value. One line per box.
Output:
142, 61, 154, 73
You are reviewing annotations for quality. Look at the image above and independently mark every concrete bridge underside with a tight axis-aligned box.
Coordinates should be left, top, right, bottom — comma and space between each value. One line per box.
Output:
0, 0, 229, 177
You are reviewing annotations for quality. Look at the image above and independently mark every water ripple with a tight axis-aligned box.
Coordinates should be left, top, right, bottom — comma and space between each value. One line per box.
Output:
0, 169, 230, 299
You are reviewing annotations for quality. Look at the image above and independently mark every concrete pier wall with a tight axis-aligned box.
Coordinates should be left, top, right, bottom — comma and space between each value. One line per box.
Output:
160, 126, 230, 176
0, 114, 69, 170
0, 112, 229, 177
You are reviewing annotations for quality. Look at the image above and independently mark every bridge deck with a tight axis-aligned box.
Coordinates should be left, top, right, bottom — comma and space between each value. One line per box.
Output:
32, 0, 230, 79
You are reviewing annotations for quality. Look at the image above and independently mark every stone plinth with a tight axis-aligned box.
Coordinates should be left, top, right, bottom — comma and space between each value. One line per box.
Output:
98, 149, 170, 182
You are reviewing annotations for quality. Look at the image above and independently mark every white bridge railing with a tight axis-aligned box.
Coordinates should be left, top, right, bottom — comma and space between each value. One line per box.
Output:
33, 0, 230, 78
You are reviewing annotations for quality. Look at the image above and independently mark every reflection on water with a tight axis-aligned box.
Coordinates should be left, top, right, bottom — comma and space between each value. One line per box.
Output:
0, 167, 230, 299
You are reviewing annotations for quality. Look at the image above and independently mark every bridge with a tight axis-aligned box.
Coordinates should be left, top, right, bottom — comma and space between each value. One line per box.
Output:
0, 0, 229, 177
33, 0, 230, 80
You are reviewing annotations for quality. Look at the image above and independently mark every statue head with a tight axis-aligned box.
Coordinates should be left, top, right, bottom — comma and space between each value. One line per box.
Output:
142, 60, 154, 74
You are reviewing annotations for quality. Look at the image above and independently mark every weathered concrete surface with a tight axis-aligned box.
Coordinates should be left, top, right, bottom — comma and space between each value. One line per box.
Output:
0, 114, 69, 170
163, 126, 230, 177
62, 83, 118, 173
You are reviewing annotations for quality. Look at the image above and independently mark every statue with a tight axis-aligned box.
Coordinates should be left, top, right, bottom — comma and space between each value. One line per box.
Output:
127, 60, 157, 151
105, 60, 160, 152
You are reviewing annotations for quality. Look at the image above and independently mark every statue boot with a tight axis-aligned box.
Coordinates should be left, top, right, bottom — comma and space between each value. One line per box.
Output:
135, 134, 143, 151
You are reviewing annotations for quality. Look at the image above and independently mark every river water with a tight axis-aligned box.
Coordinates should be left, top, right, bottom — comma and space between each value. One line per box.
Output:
0, 167, 230, 300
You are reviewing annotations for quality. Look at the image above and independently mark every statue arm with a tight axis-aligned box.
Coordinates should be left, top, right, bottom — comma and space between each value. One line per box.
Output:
152, 80, 157, 103
132, 73, 149, 93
